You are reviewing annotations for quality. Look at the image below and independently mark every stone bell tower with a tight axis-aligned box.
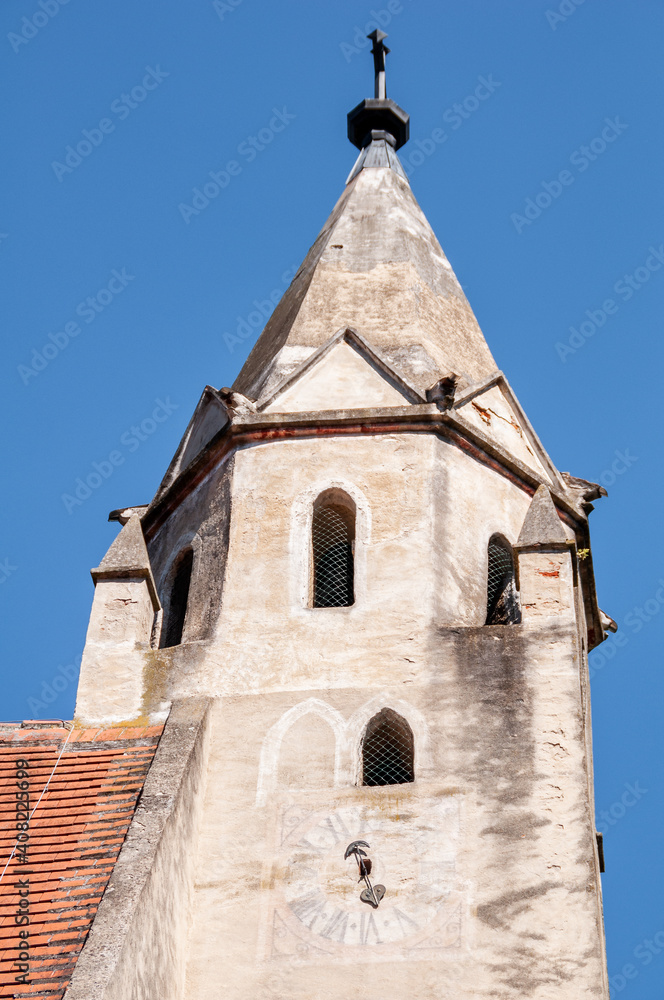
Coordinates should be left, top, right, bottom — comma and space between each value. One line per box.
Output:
64, 33, 611, 1000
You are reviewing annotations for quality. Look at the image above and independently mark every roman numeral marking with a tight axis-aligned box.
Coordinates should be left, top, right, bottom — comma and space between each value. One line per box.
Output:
360, 910, 382, 946
321, 812, 351, 845
393, 907, 419, 936
297, 835, 327, 856
319, 907, 349, 943
289, 892, 327, 930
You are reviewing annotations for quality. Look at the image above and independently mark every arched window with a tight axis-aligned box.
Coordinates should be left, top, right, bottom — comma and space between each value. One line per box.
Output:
160, 548, 193, 647
312, 492, 355, 608
485, 535, 520, 625
361, 709, 414, 786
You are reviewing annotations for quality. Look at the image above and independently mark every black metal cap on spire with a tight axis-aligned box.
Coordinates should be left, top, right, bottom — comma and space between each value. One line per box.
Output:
347, 30, 410, 150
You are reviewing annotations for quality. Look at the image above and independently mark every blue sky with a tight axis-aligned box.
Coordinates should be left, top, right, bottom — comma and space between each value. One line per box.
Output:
1, 0, 662, 993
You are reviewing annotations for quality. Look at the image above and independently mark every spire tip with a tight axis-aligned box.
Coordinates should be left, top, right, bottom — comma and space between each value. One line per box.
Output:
347, 30, 409, 150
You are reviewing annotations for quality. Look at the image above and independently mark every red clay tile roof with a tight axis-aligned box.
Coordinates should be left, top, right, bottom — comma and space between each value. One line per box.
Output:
0, 723, 163, 999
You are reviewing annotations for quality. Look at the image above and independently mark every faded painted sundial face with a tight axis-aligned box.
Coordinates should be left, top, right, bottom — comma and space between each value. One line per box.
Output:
266, 798, 463, 963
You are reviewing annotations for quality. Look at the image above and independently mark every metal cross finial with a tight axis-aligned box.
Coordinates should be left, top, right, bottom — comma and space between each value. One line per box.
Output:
367, 29, 390, 100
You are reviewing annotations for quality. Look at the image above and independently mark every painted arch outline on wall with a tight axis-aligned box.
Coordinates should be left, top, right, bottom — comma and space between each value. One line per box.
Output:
290, 478, 371, 610
255, 694, 430, 806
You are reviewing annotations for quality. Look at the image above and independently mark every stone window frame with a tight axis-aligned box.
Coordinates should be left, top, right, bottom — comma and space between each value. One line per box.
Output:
485, 532, 521, 626
255, 695, 430, 805
347, 696, 430, 787
311, 489, 356, 608
154, 532, 203, 648
291, 479, 371, 612
361, 708, 415, 786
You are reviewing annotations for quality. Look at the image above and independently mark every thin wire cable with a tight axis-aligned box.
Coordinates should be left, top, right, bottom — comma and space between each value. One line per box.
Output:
0, 725, 75, 886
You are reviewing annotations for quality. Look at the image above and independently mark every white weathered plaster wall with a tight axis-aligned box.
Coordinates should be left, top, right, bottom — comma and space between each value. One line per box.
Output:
76, 577, 155, 725
143, 430, 605, 998
262, 340, 410, 413
155, 431, 542, 702
199, 433, 438, 696
519, 548, 576, 622
72, 425, 607, 999
456, 384, 554, 484
181, 646, 607, 999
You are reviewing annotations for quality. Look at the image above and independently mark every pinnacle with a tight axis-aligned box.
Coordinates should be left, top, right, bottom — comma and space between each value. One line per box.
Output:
517, 485, 568, 548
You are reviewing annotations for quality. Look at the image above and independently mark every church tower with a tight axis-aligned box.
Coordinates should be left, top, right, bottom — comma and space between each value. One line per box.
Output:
42, 34, 610, 999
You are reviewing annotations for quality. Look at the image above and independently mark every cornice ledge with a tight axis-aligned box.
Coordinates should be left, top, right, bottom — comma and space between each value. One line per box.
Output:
142, 403, 585, 539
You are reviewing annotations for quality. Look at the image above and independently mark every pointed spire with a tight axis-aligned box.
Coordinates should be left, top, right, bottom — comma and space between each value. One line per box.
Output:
232, 38, 498, 404
517, 485, 568, 548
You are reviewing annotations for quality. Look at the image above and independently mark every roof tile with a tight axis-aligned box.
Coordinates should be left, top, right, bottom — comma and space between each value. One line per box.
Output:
0, 723, 162, 999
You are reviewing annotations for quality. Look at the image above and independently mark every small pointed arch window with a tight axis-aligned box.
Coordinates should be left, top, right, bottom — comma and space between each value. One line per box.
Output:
311, 490, 355, 608
160, 548, 193, 648
361, 709, 414, 786
485, 535, 521, 625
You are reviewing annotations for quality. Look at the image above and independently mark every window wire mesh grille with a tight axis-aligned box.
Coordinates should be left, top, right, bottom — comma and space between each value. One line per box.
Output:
486, 539, 521, 625
362, 710, 414, 786
312, 504, 354, 608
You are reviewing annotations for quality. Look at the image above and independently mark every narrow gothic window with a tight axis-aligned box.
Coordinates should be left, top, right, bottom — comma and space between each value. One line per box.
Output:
161, 548, 193, 647
312, 493, 355, 608
362, 709, 414, 786
485, 535, 521, 625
